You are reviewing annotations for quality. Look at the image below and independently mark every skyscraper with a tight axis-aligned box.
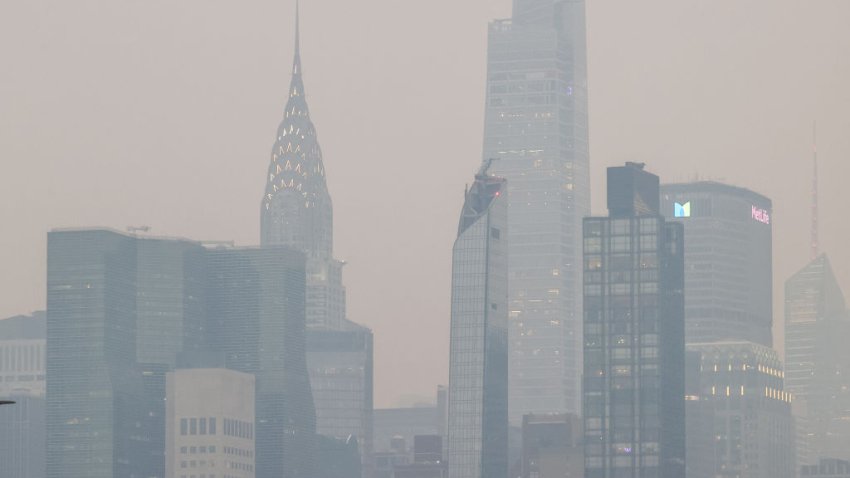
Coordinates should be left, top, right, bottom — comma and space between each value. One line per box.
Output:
258, 7, 373, 475
205, 245, 316, 478
785, 254, 850, 464
582, 163, 685, 478
661, 182, 773, 346
483, 0, 590, 422
685, 341, 795, 478
447, 164, 508, 478
46, 229, 146, 478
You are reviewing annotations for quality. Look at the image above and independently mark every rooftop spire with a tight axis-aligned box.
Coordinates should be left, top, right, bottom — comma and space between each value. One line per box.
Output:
289, 1, 304, 99
811, 121, 820, 261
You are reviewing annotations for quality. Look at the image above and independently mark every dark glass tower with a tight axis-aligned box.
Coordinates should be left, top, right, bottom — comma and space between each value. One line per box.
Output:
447, 164, 509, 478
205, 246, 316, 478
582, 163, 685, 478
661, 182, 773, 346
483, 0, 590, 422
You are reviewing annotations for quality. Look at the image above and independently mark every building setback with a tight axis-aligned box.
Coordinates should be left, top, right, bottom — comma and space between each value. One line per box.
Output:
166, 368, 256, 478
582, 163, 685, 478
661, 182, 773, 346
482, 0, 590, 422
447, 165, 508, 478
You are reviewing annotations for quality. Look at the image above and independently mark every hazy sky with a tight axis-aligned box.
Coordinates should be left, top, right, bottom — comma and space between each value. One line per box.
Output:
2, 0, 849, 407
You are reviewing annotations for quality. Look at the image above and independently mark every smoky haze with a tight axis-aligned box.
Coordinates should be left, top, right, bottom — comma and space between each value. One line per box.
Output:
1, 0, 849, 407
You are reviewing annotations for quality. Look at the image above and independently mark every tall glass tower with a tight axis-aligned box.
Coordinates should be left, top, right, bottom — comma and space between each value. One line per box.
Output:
582, 164, 686, 478
447, 164, 509, 478
483, 0, 590, 421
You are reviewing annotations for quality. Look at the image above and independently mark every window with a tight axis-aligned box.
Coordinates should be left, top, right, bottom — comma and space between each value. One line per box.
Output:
181, 419, 188, 436
209, 417, 216, 435
200, 418, 207, 435
190, 418, 197, 435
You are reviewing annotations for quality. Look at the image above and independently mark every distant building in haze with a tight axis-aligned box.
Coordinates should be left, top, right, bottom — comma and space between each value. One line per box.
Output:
205, 245, 315, 478
785, 254, 850, 465
0, 312, 45, 398
661, 181, 773, 346
685, 341, 795, 478
483, 0, 590, 423
259, 8, 373, 476
0, 393, 45, 478
447, 165, 508, 478
582, 163, 685, 478
801, 458, 850, 478
165, 368, 255, 478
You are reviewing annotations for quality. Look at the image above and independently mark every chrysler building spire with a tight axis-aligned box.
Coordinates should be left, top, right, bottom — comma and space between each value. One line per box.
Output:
260, 3, 333, 258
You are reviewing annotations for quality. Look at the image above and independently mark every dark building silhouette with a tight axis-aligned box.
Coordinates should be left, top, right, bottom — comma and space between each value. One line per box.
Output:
582, 163, 685, 478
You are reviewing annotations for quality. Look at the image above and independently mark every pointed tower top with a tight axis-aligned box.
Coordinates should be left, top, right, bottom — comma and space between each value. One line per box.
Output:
289, 1, 305, 99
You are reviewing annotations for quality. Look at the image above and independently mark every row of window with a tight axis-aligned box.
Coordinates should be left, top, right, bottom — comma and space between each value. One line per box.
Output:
223, 418, 254, 439
180, 445, 216, 454
180, 417, 216, 436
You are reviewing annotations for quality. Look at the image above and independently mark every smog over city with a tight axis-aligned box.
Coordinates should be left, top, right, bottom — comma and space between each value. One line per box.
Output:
2, 1, 850, 477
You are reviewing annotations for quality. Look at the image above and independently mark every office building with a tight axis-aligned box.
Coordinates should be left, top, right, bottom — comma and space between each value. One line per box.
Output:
0, 312, 45, 398
483, 0, 590, 422
447, 164, 508, 478
205, 245, 315, 478
582, 163, 685, 478
392, 436, 448, 478
46, 229, 148, 478
686, 341, 794, 478
801, 459, 850, 478
785, 254, 850, 463
0, 393, 45, 478
166, 368, 255, 478
307, 322, 374, 474
661, 182, 773, 346
521, 413, 583, 478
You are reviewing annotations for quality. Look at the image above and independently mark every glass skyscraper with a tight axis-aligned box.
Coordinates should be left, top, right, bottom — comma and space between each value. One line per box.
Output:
661, 182, 773, 347
582, 163, 685, 478
205, 245, 316, 478
447, 165, 509, 478
785, 254, 850, 464
482, 0, 590, 422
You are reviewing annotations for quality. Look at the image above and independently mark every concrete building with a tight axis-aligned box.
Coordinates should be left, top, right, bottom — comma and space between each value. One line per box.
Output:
482, 0, 590, 423
0, 312, 46, 398
447, 164, 508, 478
801, 459, 850, 477
582, 163, 686, 478
686, 342, 795, 478
166, 368, 255, 478
661, 182, 773, 346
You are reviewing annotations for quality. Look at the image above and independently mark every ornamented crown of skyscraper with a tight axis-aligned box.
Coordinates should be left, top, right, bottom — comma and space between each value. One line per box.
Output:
261, 2, 333, 258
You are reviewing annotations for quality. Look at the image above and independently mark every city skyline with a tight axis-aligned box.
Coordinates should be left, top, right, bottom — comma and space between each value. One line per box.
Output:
3, 0, 850, 407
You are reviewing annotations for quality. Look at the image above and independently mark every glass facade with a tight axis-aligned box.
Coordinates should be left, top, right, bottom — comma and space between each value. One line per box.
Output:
205, 246, 316, 478
582, 164, 685, 478
661, 182, 773, 347
785, 254, 850, 464
46, 230, 146, 478
483, 0, 590, 422
447, 168, 508, 478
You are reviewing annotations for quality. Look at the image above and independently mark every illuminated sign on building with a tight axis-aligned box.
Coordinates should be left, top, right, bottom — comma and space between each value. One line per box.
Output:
752, 206, 770, 225
674, 202, 691, 218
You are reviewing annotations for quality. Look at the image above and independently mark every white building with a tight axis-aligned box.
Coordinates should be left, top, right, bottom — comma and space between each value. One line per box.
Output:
166, 368, 255, 478
0, 311, 46, 398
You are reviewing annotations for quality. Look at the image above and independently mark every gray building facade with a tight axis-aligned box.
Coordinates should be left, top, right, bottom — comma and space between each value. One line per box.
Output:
661, 181, 773, 347
686, 342, 795, 478
482, 0, 590, 422
582, 163, 686, 478
785, 254, 850, 465
447, 166, 509, 478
